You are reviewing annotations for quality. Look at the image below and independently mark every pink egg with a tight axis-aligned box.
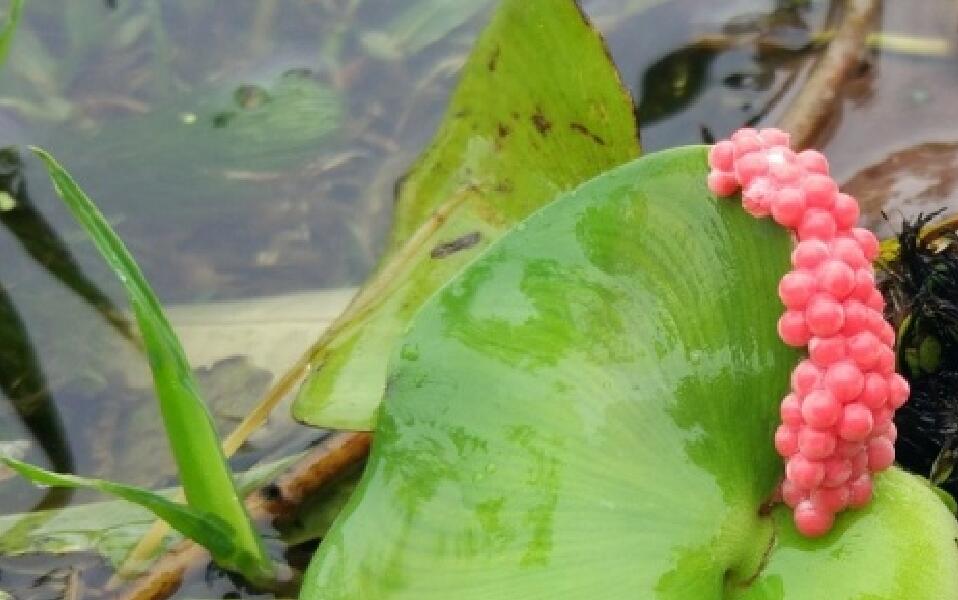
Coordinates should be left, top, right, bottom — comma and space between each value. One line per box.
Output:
852, 269, 876, 301
824, 360, 865, 403
841, 299, 869, 334
797, 208, 838, 241
779, 270, 818, 309
887, 373, 910, 409
770, 160, 803, 185
822, 456, 853, 487
878, 321, 896, 346
859, 372, 889, 409
799, 428, 838, 460
787, 455, 826, 489
851, 227, 879, 261
809, 336, 846, 366
802, 389, 841, 429
818, 260, 856, 299
781, 479, 808, 508
743, 176, 776, 217
791, 360, 823, 395
838, 403, 874, 442
865, 288, 885, 312
736, 153, 770, 187
778, 310, 812, 347
792, 239, 830, 269
781, 393, 804, 427
832, 192, 860, 229
850, 449, 869, 478
876, 345, 896, 374
872, 406, 893, 434
794, 500, 835, 537
831, 236, 868, 268
836, 439, 864, 458
867, 436, 896, 471
797, 149, 830, 175
770, 187, 807, 227
812, 485, 850, 513
707, 171, 739, 197
806, 294, 845, 337
731, 128, 763, 157
759, 128, 791, 147
847, 474, 873, 508
708, 140, 735, 171
847, 331, 881, 369
803, 174, 838, 209
884, 422, 898, 443
864, 307, 887, 334
775, 424, 800, 457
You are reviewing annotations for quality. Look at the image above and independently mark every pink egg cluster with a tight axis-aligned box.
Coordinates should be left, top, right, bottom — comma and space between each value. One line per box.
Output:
707, 128, 910, 537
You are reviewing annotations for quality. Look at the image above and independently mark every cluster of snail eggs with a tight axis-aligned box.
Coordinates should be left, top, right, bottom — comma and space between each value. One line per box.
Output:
707, 127, 909, 537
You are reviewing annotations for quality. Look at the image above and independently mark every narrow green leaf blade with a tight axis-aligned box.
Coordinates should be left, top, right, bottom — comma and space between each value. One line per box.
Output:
300, 147, 958, 598
29, 147, 271, 578
0, 0, 23, 71
1, 457, 250, 574
292, 0, 640, 431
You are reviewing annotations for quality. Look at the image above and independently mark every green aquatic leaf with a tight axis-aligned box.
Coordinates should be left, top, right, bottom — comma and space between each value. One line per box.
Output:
29, 148, 272, 580
0, 0, 24, 72
293, 0, 640, 430
300, 147, 958, 599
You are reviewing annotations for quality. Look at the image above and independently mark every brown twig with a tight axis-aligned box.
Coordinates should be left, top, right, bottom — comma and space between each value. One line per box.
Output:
115, 432, 372, 600
776, 0, 881, 150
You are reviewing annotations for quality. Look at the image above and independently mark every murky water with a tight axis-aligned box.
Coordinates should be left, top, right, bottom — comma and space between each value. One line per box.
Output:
1, 0, 957, 597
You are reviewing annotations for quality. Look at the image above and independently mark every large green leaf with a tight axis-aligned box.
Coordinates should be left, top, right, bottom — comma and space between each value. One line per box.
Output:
292, 0, 640, 430
300, 147, 958, 598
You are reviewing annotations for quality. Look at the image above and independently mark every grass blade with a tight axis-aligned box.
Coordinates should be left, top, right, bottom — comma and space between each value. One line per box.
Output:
0, 0, 24, 71
29, 147, 272, 580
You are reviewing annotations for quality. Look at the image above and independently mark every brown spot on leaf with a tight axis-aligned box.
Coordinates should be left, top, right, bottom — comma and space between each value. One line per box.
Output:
497, 123, 510, 138
494, 180, 514, 193
569, 122, 606, 145
531, 109, 552, 136
430, 231, 482, 259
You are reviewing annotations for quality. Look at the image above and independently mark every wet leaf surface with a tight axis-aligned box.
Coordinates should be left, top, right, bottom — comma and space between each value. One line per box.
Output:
843, 142, 958, 230
293, 0, 640, 430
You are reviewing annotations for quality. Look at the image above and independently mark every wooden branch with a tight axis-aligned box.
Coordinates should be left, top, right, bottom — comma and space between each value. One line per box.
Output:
777, 0, 881, 150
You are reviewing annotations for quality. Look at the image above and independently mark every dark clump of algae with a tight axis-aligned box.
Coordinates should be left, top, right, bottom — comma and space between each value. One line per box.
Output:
2, 0, 958, 598
878, 212, 958, 500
